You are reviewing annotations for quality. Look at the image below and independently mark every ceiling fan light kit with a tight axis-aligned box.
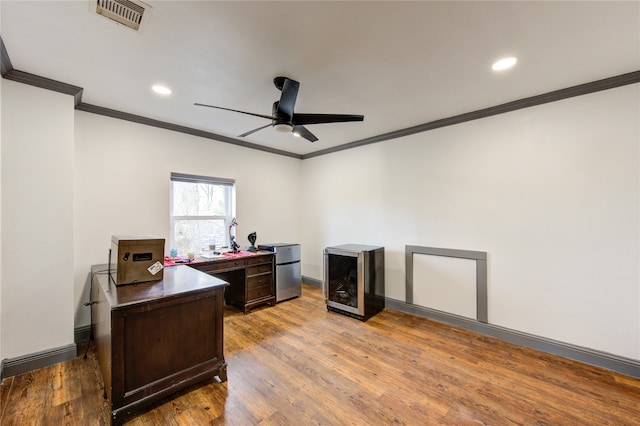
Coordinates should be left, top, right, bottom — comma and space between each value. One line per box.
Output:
195, 76, 364, 143
273, 123, 293, 133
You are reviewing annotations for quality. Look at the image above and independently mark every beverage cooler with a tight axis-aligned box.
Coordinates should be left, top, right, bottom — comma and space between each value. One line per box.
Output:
323, 244, 385, 321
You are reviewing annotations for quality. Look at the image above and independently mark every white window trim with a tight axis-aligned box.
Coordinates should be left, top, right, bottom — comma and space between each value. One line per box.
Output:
169, 172, 236, 251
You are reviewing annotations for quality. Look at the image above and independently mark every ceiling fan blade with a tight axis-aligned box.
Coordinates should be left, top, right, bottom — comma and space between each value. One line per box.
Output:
238, 123, 272, 138
194, 103, 273, 120
293, 125, 318, 142
292, 113, 364, 125
276, 78, 300, 119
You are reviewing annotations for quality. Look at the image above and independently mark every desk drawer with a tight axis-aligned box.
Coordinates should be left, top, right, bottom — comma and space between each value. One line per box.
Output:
247, 282, 273, 301
247, 271, 273, 302
193, 258, 246, 273
246, 264, 272, 276
247, 274, 272, 291
247, 255, 273, 266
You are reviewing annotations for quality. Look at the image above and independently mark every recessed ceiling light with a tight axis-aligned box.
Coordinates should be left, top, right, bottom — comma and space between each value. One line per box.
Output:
492, 57, 517, 71
152, 85, 172, 95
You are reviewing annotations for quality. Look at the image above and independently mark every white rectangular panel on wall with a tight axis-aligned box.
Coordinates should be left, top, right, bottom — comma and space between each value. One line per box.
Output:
413, 254, 477, 319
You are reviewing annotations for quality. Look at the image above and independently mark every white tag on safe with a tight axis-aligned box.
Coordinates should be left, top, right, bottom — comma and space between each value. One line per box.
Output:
148, 261, 163, 275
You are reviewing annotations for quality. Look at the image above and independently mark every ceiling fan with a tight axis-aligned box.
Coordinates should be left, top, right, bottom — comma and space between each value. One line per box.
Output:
194, 76, 364, 142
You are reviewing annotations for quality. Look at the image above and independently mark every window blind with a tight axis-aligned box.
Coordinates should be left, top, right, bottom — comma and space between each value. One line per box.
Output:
170, 172, 235, 186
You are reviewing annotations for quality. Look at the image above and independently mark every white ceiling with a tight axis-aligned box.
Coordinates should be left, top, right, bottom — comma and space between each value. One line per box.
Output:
1, 1, 639, 156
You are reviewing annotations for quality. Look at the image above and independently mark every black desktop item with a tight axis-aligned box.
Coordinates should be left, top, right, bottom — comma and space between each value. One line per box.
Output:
247, 232, 258, 252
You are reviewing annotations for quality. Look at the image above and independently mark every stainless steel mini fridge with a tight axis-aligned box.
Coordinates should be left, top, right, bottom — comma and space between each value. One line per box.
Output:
258, 244, 301, 302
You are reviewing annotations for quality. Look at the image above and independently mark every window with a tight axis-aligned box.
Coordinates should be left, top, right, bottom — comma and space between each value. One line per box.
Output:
170, 172, 235, 256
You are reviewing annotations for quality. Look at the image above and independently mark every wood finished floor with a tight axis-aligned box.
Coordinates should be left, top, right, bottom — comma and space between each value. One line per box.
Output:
1, 284, 639, 425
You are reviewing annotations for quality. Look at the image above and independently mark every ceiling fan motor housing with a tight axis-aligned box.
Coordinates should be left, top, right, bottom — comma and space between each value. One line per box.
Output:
272, 101, 292, 129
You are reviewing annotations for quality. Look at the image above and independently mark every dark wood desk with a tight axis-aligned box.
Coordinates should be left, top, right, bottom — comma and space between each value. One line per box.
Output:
91, 265, 228, 425
188, 251, 275, 314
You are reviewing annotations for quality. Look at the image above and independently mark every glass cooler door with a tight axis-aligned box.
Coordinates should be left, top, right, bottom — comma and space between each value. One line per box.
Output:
325, 251, 364, 316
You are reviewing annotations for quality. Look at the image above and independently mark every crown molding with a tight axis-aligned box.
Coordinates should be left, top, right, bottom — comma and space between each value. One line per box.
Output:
3, 68, 84, 107
76, 102, 302, 159
0, 36, 12, 76
301, 70, 640, 159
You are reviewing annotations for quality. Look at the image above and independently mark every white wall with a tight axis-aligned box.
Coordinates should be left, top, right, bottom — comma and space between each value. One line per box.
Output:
301, 84, 640, 360
73, 112, 302, 327
2, 77, 638, 365
1, 80, 75, 359
0, 76, 3, 360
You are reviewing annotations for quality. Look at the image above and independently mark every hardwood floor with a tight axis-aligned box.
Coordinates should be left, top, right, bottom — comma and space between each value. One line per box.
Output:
2, 284, 639, 425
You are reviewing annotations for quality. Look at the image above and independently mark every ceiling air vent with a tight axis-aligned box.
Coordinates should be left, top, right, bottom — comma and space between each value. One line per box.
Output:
92, 0, 151, 32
